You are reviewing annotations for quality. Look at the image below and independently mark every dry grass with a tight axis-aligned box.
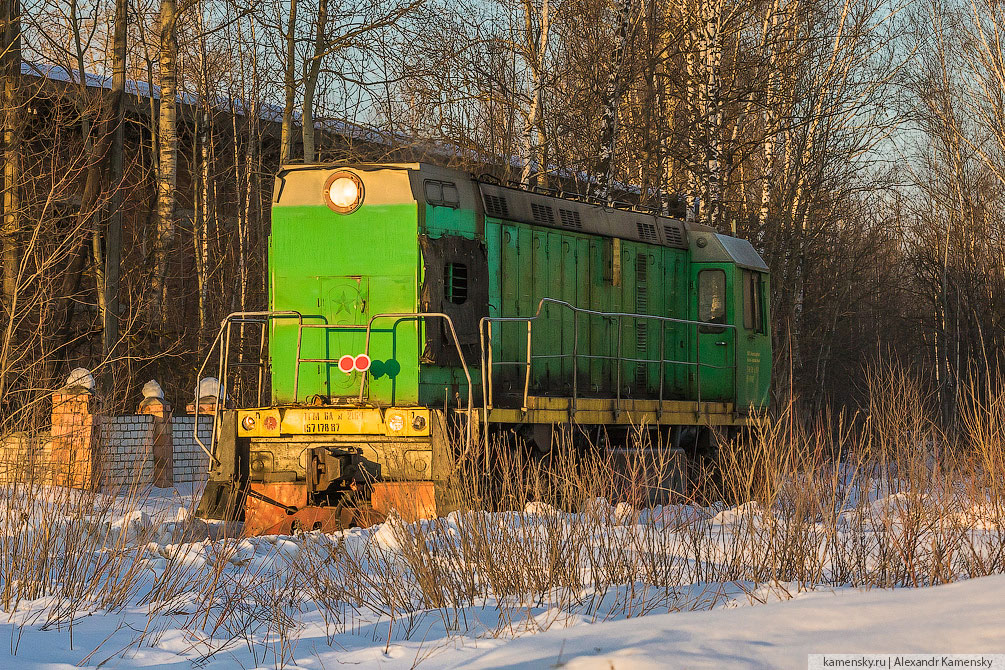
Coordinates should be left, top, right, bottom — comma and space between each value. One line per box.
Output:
1, 367, 1004, 667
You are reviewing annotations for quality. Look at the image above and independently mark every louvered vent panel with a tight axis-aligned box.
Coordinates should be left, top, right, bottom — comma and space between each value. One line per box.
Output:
636, 222, 659, 243
531, 202, 555, 225
635, 255, 649, 386
559, 209, 583, 229
662, 224, 684, 247
484, 194, 509, 218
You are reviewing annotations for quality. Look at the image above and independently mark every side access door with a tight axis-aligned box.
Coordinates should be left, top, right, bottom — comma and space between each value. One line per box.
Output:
691, 265, 736, 403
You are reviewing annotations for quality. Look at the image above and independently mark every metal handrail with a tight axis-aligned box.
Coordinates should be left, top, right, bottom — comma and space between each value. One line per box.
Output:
292, 322, 376, 400
478, 298, 739, 434
194, 310, 304, 468
356, 312, 475, 452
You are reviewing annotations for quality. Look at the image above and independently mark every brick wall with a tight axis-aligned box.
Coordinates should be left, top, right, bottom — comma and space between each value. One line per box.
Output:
99, 415, 156, 491
29, 385, 220, 490
169, 416, 213, 484
35, 389, 217, 491
0, 432, 48, 484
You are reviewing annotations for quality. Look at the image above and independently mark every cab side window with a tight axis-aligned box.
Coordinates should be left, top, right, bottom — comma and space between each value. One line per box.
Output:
424, 180, 460, 208
698, 270, 727, 326
742, 270, 765, 334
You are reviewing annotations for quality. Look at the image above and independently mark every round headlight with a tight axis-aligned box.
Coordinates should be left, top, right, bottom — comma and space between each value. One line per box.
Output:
386, 413, 405, 432
323, 171, 364, 214
242, 415, 256, 431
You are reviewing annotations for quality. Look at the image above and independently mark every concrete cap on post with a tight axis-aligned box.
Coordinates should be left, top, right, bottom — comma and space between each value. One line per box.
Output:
186, 377, 220, 415
64, 367, 96, 393
53, 367, 97, 411
138, 379, 171, 416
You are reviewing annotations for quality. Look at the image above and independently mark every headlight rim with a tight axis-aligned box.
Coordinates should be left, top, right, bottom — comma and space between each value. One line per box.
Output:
323, 170, 365, 214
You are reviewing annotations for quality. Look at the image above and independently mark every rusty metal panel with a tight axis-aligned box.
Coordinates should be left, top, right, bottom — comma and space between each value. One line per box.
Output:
371, 481, 436, 522
244, 482, 308, 536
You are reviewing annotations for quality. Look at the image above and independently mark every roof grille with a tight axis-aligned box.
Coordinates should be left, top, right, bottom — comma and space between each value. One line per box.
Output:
484, 193, 509, 218
531, 202, 555, 225
636, 221, 659, 243
559, 208, 583, 230
663, 224, 684, 246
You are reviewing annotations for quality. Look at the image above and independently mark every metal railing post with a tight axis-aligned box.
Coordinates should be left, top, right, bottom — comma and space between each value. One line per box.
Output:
695, 323, 702, 418
658, 320, 665, 420
733, 326, 739, 414
257, 323, 267, 407
522, 321, 532, 412
192, 322, 227, 466
571, 310, 579, 418
211, 320, 232, 462
615, 315, 623, 417
293, 322, 304, 401
485, 320, 494, 409
479, 318, 491, 456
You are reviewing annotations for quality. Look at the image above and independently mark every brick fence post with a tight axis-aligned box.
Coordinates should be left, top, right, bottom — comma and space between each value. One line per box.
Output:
51, 388, 99, 489
139, 381, 173, 488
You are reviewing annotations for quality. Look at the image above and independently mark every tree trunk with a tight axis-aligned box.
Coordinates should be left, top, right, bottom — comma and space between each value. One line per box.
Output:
701, 0, 723, 229
280, 0, 298, 163
519, 0, 549, 187
196, 3, 212, 337
1, 0, 20, 305
596, 0, 631, 202
104, 0, 127, 365
302, 0, 328, 163
153, 0, 178, 325
758, 0, 783, 229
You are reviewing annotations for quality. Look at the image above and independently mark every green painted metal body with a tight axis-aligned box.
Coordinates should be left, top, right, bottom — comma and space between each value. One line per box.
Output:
269, 201, 422, 405
268, 164, 771, 416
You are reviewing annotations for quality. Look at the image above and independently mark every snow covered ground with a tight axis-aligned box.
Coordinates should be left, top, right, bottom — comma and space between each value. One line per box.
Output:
1, 483, 1003, 670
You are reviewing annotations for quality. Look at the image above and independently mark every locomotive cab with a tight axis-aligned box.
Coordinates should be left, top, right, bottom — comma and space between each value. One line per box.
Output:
689, 231, 771, 408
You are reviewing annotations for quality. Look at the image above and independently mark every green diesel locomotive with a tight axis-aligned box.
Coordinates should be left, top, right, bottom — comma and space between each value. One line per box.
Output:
195, 162, 771, 533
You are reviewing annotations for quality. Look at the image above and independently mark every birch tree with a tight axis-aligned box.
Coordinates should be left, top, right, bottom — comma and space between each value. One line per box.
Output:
518, 0, 550, 186
151, 0, 178, 325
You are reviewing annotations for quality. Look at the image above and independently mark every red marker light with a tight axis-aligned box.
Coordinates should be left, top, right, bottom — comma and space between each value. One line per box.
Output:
338, 355, 355, 373
354, 354, 371, 372
263, 416, 278, 431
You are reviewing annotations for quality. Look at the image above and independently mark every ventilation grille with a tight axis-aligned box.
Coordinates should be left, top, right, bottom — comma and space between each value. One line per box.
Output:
636, 221, 659, 244
559, 208, 583, 230
663, 224, 685, 246
484, 194, 509, 218
531, 202, 555, 225
635, 255, 649, 386
635, 254, 648, 284
444, 263, 468, 304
